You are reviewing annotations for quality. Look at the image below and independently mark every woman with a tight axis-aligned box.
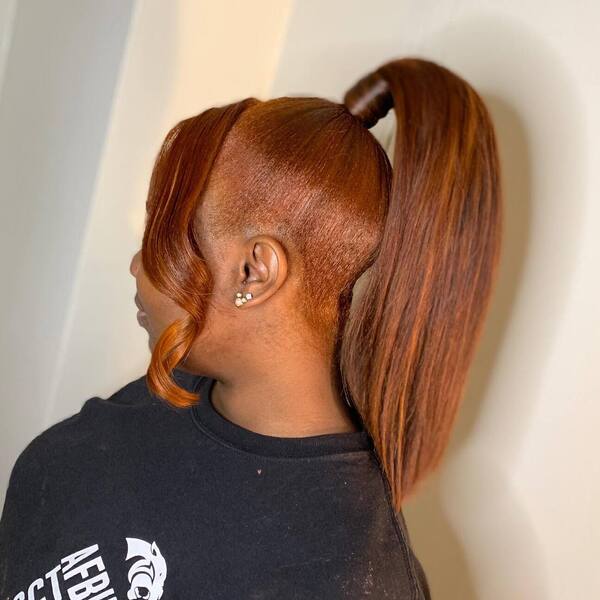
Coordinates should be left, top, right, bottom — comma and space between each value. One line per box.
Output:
0, 57, 502, 599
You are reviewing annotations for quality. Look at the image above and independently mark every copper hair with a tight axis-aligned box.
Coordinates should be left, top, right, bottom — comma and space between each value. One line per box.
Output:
140, 57, 503, 511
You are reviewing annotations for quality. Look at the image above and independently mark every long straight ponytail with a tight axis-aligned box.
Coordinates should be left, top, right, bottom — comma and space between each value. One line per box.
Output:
340, 58, 503, 512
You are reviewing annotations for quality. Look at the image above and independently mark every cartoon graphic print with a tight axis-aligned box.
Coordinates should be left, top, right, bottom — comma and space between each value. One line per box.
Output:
125, 537, 168, 600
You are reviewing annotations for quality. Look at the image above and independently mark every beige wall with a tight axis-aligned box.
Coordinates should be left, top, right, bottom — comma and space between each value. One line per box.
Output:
1, 1, 598, 598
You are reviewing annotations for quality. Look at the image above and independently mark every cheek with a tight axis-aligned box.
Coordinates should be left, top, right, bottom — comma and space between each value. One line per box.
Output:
137, 274, 182, 333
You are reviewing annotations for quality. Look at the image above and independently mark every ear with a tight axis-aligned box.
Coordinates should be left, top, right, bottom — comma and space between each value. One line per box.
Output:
235, 235, 288, 308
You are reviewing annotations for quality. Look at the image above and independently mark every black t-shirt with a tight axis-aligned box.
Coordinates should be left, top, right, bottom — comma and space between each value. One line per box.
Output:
0, 369, 431, 599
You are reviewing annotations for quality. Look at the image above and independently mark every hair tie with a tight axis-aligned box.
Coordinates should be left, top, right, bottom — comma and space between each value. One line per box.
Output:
343, 70, 394, 129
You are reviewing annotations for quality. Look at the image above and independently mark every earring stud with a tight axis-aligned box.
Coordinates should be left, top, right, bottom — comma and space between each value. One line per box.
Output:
234, 291, 253, 307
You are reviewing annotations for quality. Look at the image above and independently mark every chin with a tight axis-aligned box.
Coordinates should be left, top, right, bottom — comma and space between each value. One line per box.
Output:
147, 336, 156, 353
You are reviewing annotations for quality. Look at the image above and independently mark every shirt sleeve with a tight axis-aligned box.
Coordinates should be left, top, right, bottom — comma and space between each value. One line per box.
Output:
0, 435, 51, 592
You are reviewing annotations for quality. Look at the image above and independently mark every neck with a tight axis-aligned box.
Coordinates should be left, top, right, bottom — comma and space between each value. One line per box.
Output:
209, 357, 360, 438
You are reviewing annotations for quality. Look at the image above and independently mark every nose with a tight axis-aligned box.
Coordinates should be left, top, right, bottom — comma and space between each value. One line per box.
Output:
130, 249, 141, 277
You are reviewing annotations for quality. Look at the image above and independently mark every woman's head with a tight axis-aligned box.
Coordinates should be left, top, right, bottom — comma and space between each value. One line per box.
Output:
130, 95, 390, 393
130, 57, 502, 511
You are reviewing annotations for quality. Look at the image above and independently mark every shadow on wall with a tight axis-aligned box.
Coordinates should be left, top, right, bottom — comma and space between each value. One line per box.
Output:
400, 14, 586, 600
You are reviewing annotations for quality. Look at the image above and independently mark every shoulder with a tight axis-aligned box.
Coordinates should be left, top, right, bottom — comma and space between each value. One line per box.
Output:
5, 369, 205, 488
15, 372, 153, 459
0, 371, 195, 576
